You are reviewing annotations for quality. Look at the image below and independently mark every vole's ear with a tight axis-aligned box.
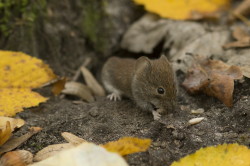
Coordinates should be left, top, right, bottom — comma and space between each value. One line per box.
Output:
159, 55, 169, 62
135, 56, 151, 74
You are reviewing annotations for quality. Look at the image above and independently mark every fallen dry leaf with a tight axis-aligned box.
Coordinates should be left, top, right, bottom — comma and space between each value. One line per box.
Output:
0, 150, 33, 166
223, 27, 250, 49
0, 88, 48, 116
81, 66, 105, 96
182, 57, 243, 107
34, 143, 73, 162
133, 0, 230, 20
61, 132, 86, 145
233, 26, 249, 40
0, 127, 42, 155
34, 134, 151, 163
0, 117, 25, 131
171, 144, 250, 166
227, 50, 250, 78
102, 137, 152, 156
0, 117, 25, 146
121, 14, 169, 54
0, 121, 12, 147
0, 51, 56, 88
31, 143, 128, 166
51, 77, 67, 96
62, 81, 95, 102
121, 14, 232, 73
0, 51, 57, 116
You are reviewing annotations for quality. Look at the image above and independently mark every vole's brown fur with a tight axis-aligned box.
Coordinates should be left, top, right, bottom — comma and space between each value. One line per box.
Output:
101, 55, 177, 120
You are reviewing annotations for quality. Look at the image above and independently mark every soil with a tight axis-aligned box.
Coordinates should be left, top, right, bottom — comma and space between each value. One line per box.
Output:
16, 72, 250, 166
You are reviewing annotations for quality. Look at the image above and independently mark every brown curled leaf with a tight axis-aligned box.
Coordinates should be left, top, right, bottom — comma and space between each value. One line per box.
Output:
52, 77, 67, 96
223, 27, 250, 49
182, 57, 243, 107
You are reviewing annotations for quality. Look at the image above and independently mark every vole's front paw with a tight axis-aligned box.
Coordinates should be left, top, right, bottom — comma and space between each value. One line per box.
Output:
107, 92, 121, 101
152, 110, 161, 120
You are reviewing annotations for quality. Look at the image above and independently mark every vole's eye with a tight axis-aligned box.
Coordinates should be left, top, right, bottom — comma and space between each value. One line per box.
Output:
157, 87, 165, 94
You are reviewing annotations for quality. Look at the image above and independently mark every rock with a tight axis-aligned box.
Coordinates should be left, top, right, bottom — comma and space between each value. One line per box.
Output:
89, 106, 99, 117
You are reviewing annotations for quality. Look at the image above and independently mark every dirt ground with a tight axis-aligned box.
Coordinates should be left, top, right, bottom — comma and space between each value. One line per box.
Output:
15, 69, 250, 166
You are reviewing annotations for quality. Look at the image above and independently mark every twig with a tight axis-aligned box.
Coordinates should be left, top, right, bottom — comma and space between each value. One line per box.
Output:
233, 13, 250, 27
72, 57, 92, 81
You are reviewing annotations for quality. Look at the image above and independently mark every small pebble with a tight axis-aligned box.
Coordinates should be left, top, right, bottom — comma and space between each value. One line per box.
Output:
160, 141, 168, 148
172, 130, 185, 140
152, 141, 161, 147
89, 107, 99, 117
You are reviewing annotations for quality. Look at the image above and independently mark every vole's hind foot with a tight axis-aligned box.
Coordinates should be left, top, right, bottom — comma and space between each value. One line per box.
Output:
152, 110, 161, 121
107, 92, 121, 101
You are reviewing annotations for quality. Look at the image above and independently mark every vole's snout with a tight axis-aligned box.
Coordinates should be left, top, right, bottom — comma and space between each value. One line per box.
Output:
150, 103, 159, 111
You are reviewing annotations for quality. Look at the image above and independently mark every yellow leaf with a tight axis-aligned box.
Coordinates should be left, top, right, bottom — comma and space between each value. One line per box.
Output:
133, 0, 230, 20
0, 51, 56, 88
0, 50, 56, 116
0, 89, 47, 116
102, 137, 151, 156
171, 144, 250, 166
0, 121, 12, 146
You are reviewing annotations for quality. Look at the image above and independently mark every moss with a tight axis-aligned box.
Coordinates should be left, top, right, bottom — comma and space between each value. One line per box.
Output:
81, 0, 111, 54
0, 0, 46, 36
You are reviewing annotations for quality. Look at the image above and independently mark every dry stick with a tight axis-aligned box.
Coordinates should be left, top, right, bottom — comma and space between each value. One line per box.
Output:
233, 13, 250, 27
72, 57, 92, 81
60, 57, 92, 99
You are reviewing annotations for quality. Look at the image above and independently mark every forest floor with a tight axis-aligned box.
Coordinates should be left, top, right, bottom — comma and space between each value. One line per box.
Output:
6, 1, 249, 165
17, 70, 250, 166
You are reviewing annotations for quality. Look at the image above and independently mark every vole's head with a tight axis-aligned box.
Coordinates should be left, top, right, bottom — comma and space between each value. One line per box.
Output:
132, 55, 177, 114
